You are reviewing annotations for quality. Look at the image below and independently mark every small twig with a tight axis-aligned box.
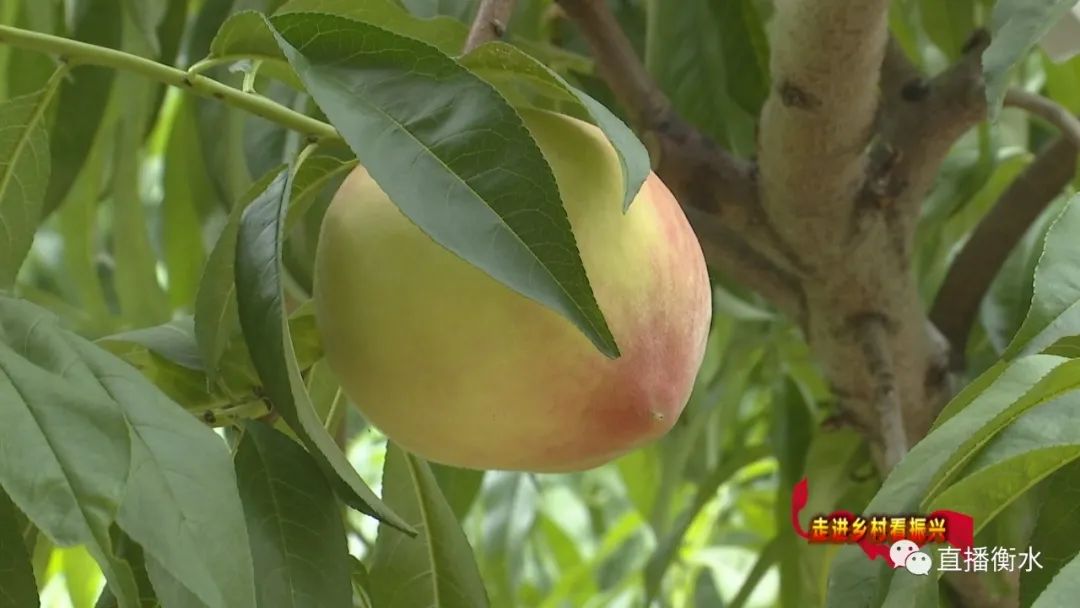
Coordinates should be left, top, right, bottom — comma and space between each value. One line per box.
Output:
463, 0, 517, 53
931, 136, 1078, 363
1005, 88, 1080, 150
852, 315, 909, 470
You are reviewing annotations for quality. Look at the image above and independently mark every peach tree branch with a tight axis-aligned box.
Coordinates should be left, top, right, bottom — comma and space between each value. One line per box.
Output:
464, 0, 518, 52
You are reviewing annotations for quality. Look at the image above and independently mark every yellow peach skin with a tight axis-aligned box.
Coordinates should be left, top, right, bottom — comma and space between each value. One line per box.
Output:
313, 108, 711, 472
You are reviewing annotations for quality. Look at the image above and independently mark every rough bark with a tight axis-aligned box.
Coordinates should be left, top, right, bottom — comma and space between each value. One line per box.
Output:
553, 2, 1077, 603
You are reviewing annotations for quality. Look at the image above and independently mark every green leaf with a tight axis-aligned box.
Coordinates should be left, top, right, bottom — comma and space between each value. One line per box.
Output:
233, 167, 411, 532
43, 0, 120, 215
195, 166, 287, 384
99, 317, 204, 372
644, 444, 772, 604
94, 526, 170, 608
0, 297, 138, 606
234, 422, 352, 608
459, 41, 650, 211
645, 0, 756, 154
1033, 548, 1080, 607
60, 334, 257, 608
369, 443, 491, 608
276, 0, 467, 53
826, 354, 1076, 608
269, 11, 619, 357
715, 0, 770, 115
122, 0, 168, 55
479, 472, 537, 601
108, 76, 169, 327
285, 154, 356, 229
0, 489, 38, 608
928, 389, 1080, 521
919, 0, 977, 58
983, 0, 1079, 117
1044, 54, 1080, 114
0, 75, 59, 288
161, 99, 211, 311
1021, 459, 1080, 605
429, 463, 485, 521
1005, 194, 1080, 359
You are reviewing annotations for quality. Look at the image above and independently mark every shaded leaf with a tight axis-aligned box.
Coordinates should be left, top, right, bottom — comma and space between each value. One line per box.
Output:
235, 422, 352, 608
1021, 459, 1080, 605
369, 444, 491, 608
99, 317, 203, 372
0, 489, 38, 608
43, 0, 120, 215
0, 75, 59, 288
1032, 547, 1080, 607
195, 166, 286, 383
233, 167, 410, 531
0, 297, 138, 605
269, 11, 619, 357
60, 335, 256, 608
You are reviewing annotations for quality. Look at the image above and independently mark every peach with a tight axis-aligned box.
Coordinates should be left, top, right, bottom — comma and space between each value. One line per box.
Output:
313, 108, 711, 472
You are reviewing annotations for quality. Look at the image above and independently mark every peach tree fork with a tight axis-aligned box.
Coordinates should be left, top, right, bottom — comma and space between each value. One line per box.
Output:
2, 1, 1080, 608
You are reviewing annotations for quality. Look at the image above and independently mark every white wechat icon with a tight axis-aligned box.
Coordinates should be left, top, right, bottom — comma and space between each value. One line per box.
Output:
889, 540, 919, 568
904, 551, 933, 575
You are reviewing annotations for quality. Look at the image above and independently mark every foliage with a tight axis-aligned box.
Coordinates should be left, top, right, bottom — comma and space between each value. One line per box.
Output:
1, 0, 1079, 607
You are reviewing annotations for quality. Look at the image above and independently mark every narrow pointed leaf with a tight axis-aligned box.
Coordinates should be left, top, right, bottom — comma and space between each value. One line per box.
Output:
234, 168, 411, 532
370, 444, 491, 608
43, 0, 120, 214
235, 422, 352, 608
1021, 459, 1080, 606
826, 354, 1075, 608
1006, 194, 1080, 359
460, 42, 650, 211
0, 79, 57, 287
195, 167, 287, 383
268, 12, 619, 357
100, 318, 204, 372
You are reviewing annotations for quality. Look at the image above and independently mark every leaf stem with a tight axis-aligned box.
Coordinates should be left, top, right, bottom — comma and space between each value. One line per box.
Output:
0, 24, 339, 142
